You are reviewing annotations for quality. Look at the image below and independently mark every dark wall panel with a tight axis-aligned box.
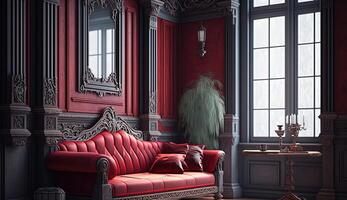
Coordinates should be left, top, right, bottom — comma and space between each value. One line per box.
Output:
4, 146, 30, 200
334, 0, 347, 113
248, 160, 281, 186
240, 145, 322, 200
293, 162, 322, 188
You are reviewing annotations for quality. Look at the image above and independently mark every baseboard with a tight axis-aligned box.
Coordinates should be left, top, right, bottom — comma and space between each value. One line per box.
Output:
336, 192, 347, 200
317, 188, 335, 200
223, 183, 242, 198
242, 188, 317, 200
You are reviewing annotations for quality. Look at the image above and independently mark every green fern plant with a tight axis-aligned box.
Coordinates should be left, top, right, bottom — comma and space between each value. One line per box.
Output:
178, 75, 225, 149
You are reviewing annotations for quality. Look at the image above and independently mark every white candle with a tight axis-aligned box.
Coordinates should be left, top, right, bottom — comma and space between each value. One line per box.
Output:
291, 114, 294, 125
286, 115, 289, 124
295, 114, 298, 124
303, 115, 305, 127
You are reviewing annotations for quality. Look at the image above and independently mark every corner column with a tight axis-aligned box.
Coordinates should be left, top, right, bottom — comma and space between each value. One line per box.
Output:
32, 0, 61, 147
30, 0, 61, 188
139, 0, 164, 141
317, 0, 335, 199
0, 0, 31, 146
219, 0, 242, 198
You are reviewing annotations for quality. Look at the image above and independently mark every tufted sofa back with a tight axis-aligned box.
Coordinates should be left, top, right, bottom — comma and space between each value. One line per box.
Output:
58, 130, 164, 176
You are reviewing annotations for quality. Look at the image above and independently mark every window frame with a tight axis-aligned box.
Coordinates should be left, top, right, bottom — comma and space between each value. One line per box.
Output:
244, 0, 321, 143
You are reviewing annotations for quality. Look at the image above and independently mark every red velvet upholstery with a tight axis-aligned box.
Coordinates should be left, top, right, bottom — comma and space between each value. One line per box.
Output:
150, 154, 187, 174
47, 130, 224, 198
57, 130, 164, 177
185, 145, 204, 172
162, 142, 189, 154
202, 150, 225, 173
46, 151, 117, 177
109, 172, 215, 197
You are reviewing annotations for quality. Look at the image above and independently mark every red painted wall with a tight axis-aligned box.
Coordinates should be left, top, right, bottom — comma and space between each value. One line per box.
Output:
334, 0, 347, 113
177, 18, 226, 99
58, 0, 139, 115
157, 19, 178, 119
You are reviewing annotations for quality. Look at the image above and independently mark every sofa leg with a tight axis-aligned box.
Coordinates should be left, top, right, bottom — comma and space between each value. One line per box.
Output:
214, 192, 223, 199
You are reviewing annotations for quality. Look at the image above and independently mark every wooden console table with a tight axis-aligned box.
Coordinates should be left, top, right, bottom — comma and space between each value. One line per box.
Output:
242, 150, 322, 200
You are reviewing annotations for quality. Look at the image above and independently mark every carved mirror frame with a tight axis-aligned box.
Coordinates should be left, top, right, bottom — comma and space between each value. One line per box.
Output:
78, 0, 124, 97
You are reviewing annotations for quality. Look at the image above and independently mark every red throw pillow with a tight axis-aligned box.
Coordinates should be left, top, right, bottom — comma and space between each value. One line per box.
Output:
184, 145, 204, 172
163, 142, 189, 154
150, 154, 187, 174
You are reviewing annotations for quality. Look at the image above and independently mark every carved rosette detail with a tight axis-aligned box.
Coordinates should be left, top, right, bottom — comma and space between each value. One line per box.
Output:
45, 117, 57, 130
62, 107, 143, 141
43, 78, 57, 106
149, 92, 157, 114
12, 75, 25, 104
12, 115, 25, 129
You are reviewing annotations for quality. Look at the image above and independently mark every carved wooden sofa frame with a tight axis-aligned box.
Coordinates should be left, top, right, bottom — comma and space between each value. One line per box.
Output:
54, 107, 225, 200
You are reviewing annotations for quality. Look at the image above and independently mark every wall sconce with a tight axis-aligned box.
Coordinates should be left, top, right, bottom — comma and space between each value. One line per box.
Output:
198, 23, 207, 57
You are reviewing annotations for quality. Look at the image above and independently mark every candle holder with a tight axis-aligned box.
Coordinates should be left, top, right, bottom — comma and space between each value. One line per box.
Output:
275, 125, 285, 152
286, 114, 306, 152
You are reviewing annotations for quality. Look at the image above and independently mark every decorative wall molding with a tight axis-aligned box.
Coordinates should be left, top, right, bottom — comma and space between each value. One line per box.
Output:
140, 0, 165, 16
87, 0, 123, 19
159, 0, 240, 23
149, 92, 157, 114
78, 0, 124, 97
12, 75, 25, 104
43, 78, 57, 106
12, 115, 25, 129
60, 107, 143, 141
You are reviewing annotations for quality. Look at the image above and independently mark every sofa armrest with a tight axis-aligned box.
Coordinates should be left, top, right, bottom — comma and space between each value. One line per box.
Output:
46, 151, 116, 178
202, 150, 225, 173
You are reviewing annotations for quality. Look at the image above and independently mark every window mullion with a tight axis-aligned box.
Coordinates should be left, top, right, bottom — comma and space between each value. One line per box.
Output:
285, 0, 296, 142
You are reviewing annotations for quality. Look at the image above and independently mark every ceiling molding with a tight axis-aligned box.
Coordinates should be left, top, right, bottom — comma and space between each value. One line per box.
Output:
160, 0, 240, 22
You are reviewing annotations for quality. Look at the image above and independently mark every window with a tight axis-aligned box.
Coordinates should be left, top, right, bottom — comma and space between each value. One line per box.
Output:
248, 0, 321, 141
89, 19, 115, 79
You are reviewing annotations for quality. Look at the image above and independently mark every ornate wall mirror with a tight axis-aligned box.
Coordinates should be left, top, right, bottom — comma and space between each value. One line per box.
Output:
78, 0, 124, 96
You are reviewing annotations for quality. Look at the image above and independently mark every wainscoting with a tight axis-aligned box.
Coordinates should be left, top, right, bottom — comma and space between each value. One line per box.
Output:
334, 116, 347, 199
239, 144, 322, 200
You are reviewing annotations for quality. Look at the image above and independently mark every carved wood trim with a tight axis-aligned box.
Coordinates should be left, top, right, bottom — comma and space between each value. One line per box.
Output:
161, 0, 240, 21
68, 186, 218, 200
78, 0, 124, 97
61, 107, 143, 141
113, 186, 218, 200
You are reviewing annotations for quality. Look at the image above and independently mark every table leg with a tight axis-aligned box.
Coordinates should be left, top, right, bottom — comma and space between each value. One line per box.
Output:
279, 157, 301, 200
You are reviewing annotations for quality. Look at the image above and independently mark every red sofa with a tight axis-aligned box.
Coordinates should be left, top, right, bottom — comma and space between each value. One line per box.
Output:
46, 108, 225, 200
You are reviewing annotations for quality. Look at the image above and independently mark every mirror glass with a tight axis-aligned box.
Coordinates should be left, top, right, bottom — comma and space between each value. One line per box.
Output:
88, 6, 115, 79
